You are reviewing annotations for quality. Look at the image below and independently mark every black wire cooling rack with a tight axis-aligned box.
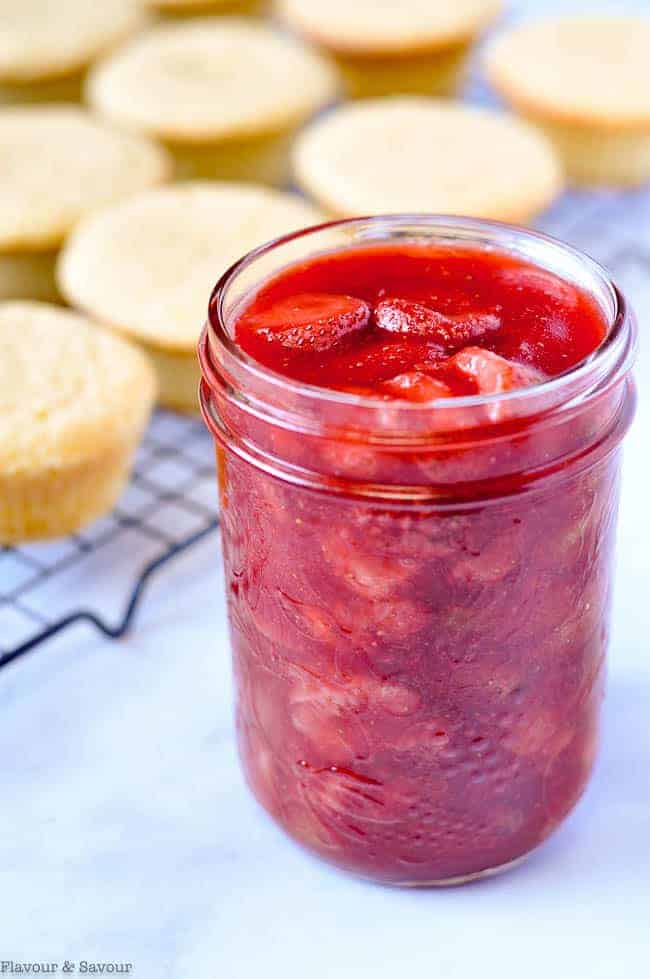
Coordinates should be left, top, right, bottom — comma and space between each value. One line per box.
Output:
1, 188, 649, 671
0, 411, 219, 669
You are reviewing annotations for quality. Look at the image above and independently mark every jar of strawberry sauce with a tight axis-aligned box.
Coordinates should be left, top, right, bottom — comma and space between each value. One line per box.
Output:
199, 216, 636, 886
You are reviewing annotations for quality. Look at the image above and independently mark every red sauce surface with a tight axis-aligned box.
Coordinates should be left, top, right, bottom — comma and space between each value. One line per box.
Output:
235, 244, 608, 400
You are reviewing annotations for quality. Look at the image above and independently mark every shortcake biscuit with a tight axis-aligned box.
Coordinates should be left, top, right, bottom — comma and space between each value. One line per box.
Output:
0, 0, 147, 104
275, 0, 503, 98
0, 302, 156, 543
0, 106, 171, 302
87, 19, 338, 185
293, 98, 563, 223
486, 16, 650, 186
58, 182, 327, 411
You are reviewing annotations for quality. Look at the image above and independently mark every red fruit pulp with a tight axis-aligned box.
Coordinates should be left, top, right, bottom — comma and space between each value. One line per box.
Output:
235, 244, 607, 397
241, 293, 371, 353
212, 241, 628, 884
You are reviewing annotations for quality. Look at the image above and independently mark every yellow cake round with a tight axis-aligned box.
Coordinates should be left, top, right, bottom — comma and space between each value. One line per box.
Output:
86, 18, 339, 185
486, 16, 650, 186
0, 302, 156, 544
275, 0, 503, 98
292, 97, 564, 223
0, 0, 147, 104
57, 182, 327, 412
0, 106, 171, 303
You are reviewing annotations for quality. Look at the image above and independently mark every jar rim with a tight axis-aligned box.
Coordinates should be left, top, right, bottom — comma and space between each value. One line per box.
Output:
204, 213, 635, 419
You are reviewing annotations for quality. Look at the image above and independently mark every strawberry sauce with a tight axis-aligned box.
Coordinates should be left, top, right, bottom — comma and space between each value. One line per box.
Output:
202, 229, 635, 885
235, 244, 607, 398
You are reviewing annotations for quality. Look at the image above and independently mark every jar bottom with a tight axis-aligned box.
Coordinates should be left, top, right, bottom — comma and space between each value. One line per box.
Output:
390, 854, 529, 888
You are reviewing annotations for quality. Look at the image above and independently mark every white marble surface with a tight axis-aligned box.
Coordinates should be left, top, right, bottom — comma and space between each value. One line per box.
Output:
2, 263, 649, 979
2, 2, 650, 975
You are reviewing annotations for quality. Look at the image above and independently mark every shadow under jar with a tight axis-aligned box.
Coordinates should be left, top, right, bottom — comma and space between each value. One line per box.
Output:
199, 216, 636, 886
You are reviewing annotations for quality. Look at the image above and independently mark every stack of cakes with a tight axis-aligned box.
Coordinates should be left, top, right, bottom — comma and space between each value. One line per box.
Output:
85, 18, 339, 184
290, 97, 563, 225
485, 15, 650, 187
274, 0, 504, 99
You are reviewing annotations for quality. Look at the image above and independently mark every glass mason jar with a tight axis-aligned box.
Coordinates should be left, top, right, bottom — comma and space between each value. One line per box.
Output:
199, 216, 636, 886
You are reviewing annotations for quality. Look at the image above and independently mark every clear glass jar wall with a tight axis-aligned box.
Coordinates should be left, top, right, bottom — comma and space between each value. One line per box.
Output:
200, 216, 636, 885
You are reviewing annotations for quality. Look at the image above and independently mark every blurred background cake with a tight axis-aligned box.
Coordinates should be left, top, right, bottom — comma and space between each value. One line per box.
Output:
486, 15, 650, 186
86, 18, 339, 184
274, 0, 503, 98
0, 106, 171, 303
57, 182, 326, 412
0, 0, 147, 104
292, 97, 563, 223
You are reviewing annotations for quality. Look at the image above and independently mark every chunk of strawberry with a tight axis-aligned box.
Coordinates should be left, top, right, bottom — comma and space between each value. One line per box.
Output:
504, 708, 573, 761
375, 299, 500, 351
289, 674, 370, 763
395, 719, 451, 753
375, 298, 445, 336
381, 371, 452, 403
353, 595, 429, 641
444, 312, 501, 349
497, 266, 579, 308
451, 535, 521, 585
321, 531, 415, 598
245, 293, 371, 352
378, 682, 421, 717
447, 347, 544, 396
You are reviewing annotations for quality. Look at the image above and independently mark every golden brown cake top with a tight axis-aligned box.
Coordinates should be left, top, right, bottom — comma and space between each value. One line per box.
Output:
0, 107, 171, 252
87, 18, 339, 142
58, 182, 327, 352
275, 0, 503, 56
292, 97, 563, 223
486, 16, 650, 128
0, 302, 156, 474
0, 0, 147, 82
